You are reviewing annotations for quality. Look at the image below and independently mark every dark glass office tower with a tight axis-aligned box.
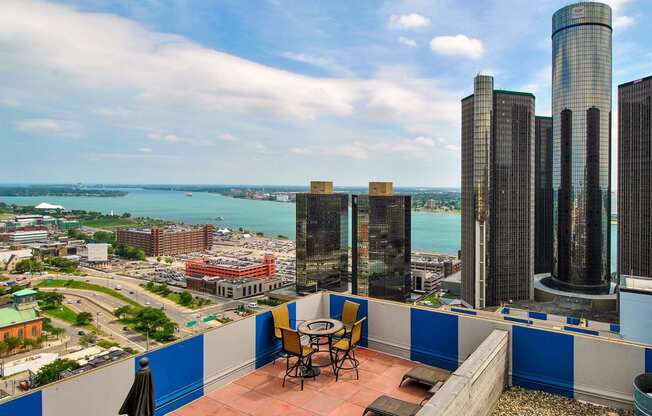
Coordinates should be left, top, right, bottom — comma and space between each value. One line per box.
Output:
352, 182, 411, 302
296, 181, 348, 293
551, 2, 612, 293
461, 75, 535, 308
535, 116, 553, 274
618, 76, 652, 279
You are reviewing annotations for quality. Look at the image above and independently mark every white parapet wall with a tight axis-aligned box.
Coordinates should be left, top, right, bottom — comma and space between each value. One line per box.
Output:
418, 329, 509, 416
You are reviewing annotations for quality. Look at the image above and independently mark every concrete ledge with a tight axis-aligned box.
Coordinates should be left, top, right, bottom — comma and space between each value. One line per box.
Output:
418, 330, 509, 416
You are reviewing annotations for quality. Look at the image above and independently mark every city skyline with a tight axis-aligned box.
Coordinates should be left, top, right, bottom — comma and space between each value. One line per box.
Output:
1, 0, 650, 186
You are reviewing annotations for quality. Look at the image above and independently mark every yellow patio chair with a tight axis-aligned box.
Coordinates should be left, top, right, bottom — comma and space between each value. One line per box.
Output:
333, 300, 360, 339
332, 317, 366, 381
280, 327, 317, 390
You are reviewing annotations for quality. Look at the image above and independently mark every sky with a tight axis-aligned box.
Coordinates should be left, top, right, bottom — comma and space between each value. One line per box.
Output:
0, 0, 651, 187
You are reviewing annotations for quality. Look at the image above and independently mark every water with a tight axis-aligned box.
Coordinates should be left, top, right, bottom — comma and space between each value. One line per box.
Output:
0, 187, 617, 270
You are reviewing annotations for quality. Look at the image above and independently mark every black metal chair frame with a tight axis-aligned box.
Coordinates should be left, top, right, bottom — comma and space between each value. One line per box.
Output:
280, 328, 317, 391
332, 318, 365, 381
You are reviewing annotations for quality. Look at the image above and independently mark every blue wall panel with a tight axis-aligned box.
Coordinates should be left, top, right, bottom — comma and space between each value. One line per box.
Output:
0, 390, 41, 416
512, 326, 574, 397
610, 323, 620, 333
563, 326, 599, 336
504, 316, 532, 325
329, 295, 368, 347
138, 335, 205, 416
410, 308, 458, 371
567, 317, 581, 325
255, 302, 296, 368
451, 307, 477, 316
646, 348, 652, 373
528, 311, 547, 321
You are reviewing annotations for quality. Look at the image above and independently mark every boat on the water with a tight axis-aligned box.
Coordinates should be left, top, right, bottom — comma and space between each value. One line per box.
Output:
186, 192, 193, 197
216, 216, 224, 221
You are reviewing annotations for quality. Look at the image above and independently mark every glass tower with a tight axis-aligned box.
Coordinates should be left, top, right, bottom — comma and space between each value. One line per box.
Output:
535, 116, 553, 274
352, 182, 411, 302
461, 75, 535, 308
618, 76, 652, 279
551, 2, 612, 292
295, 181, 348, 293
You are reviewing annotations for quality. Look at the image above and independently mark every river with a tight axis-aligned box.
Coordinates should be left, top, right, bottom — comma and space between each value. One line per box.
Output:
0, 187, 617, 271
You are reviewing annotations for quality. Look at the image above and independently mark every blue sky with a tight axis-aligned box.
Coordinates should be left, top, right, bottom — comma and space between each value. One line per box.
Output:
1, 0, 650, 187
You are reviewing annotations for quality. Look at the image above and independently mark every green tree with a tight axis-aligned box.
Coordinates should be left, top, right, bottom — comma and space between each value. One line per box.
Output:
134, 307, 177, 342
38, 291, 64, 309
34, 359, 79, 387
156, 256, 162, 263
14, 258, 44, 274
164, 257, 173, 264
79, 334, 97, 347
114, 305, 138, 320
178, 291, 193, 306
92, 231, 115, 244
4, 336, 22, 353
75, 312, 93, 326
49, 327, 65, 339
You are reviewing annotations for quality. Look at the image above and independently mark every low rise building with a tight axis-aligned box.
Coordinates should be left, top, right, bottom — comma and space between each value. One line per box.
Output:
0, 289, 43, 348
411, 253, 461, 277
6, 230, 49, 244
116, 224, 214, 256
411, 270, 442, 293
186, 275, 284, 299
186, 255, 275, 279
0, 249, 33, 272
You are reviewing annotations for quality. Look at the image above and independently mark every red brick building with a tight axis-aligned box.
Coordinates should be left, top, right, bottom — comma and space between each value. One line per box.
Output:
185, 254, 275, 279
0, 289, 43, 350
116, 225, 214, 256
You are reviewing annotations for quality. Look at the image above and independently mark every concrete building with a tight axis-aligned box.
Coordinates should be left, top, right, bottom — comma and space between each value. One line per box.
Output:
551, 2, 612, 293
352, 182, 411, 302
185, 275, 284, 299
116, 224, 214, 256
411, 253, 461, 277
295, 181, 348, 293
535, 116, 553, 274
82, 243, 110, 263
7, 230, 49, 244
618, 75, 652, 280
411, 270, 442, 293
0, 249, 33, 272
185, 255, 275, 279
461, 75, 535, 308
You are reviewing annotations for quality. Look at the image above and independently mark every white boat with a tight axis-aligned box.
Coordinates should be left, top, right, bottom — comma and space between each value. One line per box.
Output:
186, 192, 193, 197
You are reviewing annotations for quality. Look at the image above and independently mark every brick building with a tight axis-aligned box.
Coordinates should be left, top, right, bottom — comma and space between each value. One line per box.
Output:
116, 225, 214, 256
0, 289, 43, 348
185, 255, 275, 279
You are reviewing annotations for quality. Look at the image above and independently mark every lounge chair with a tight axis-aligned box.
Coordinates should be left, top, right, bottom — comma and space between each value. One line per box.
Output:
399, 366, 448, 388
363, 395, 422, 416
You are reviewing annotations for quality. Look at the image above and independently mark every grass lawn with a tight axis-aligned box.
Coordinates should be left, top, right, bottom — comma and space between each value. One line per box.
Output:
40, 304, 97, 332
142, 283, 212, 309
425, 294, 441, 307
37, 279, 140, 307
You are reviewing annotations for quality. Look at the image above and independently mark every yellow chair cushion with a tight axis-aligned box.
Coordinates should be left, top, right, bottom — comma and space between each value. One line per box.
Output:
301, 345, 315, 357
333, 338, 350, 351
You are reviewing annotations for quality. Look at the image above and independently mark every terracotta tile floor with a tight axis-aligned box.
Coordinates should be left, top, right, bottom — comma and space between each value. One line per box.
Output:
170, 347, 450, 416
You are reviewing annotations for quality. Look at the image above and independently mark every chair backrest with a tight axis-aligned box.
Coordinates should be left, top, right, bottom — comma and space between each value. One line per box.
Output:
271, 305, 289, 339
350, 317, 366, 347
280, 327, 302, 356
342, 300, 360, 326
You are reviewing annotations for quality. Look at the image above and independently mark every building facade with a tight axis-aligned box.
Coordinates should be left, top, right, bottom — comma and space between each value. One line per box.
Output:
535, 116, 553, 274
186, 255, 276, 279
352, 182, 411, 302
0, 290, 43, 348
618, 75, 652, 279
186, 276, 284, 299
551, 2, 612, 292
295, 181, 348, 293
116, 225, 214, 256
461, 75, 535, 308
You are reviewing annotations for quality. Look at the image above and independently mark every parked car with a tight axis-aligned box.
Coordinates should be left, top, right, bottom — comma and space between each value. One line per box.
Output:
77, 331, 85, 336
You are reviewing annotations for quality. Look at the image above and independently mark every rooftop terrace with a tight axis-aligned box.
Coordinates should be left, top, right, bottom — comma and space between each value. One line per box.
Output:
1, 292, 650, 416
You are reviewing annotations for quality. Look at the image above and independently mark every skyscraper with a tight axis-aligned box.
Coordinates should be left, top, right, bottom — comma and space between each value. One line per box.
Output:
461, 75, 535, 308
295, 181, 348, 293
535, 116, 553, 274
352, 182, 411, 302
618, 76, 652, 279
551, 2, 612, 293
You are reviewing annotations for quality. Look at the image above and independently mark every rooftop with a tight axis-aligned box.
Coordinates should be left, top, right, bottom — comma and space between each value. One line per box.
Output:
171, 348, 447, 416
0, 305, 39, 327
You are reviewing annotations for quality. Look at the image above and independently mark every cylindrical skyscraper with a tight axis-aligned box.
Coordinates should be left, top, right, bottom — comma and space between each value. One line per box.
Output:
551, 2, 612, 293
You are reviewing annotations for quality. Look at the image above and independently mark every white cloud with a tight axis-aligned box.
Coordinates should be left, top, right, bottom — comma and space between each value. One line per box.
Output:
15, 118, 82, 137
289, 147, 312, 155
613, 15, 635, 30
220, 133, 238, 142
281, 52, 354, 77
138, 147, 152, 153
322, 136, 454, 161
92, 106, 133, 118
147, 132, 213, 146
389, 14, 430, 30
601, 0, 632, 11
430, 35, 485, 60
398, 37, 417, 48
247, 142, 267, 154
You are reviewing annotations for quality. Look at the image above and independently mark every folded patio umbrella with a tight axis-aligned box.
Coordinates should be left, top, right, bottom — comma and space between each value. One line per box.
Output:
120, 357, 156, 416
